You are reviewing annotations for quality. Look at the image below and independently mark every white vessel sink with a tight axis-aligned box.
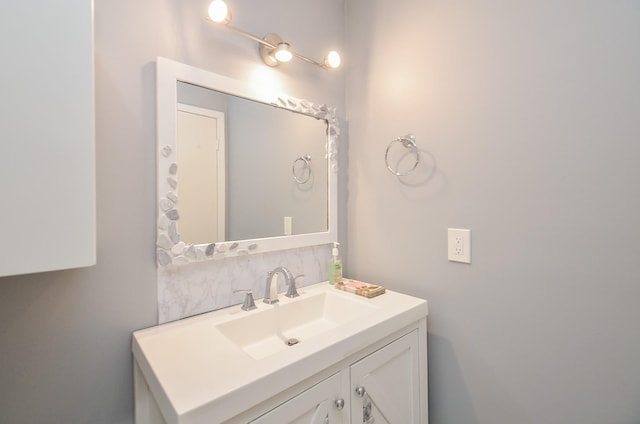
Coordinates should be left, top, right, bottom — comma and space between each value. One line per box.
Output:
132, 282, 427, 424
217, 290, 379, 359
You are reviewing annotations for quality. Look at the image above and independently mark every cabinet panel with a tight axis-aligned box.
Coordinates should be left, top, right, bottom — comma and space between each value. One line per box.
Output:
251, 372, 348, 424
0, 0, 95, 277
351, 331, 421, 424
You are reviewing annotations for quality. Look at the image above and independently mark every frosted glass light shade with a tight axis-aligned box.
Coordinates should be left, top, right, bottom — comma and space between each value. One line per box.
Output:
208, 0, 230, 24
274, 43, 293, 62
324, 51, 341, 69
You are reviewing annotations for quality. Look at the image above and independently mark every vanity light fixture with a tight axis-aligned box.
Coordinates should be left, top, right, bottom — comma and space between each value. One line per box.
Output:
207, 0, 341, 70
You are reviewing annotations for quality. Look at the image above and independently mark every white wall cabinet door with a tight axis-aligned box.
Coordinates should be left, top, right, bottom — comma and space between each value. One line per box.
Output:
0, 1, 95, 277
250, 372, 348, 424
350, 331, 421, 424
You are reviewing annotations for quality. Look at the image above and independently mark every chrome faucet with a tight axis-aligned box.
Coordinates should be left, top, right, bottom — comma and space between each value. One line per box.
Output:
263, 267, 296, 304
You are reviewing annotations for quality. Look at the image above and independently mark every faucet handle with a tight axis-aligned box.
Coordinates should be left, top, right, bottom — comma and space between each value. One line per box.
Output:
234, 289, 257, 311
285, 274, 304, 298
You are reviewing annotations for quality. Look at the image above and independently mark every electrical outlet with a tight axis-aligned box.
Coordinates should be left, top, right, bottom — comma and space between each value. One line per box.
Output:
448, 228, 471, 263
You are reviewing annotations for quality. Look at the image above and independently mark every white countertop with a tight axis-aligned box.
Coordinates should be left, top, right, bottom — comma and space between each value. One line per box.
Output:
132, 282, 428, 423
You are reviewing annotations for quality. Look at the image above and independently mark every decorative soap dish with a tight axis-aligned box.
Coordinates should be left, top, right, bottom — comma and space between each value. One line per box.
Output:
336, 279, 386, 298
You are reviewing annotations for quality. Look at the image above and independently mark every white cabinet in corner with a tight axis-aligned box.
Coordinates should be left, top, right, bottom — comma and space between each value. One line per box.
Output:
0, 1, 95, 277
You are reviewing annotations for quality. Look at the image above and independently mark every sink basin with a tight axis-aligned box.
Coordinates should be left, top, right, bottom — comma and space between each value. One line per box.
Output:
216, 291, 379, 359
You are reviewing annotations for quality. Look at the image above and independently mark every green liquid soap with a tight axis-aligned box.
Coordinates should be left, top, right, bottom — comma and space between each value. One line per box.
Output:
329, 242, 343, 285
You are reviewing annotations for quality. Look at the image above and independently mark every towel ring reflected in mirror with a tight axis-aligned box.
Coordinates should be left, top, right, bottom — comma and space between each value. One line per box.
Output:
385, 134, 420, 176
293, 154, 312, 184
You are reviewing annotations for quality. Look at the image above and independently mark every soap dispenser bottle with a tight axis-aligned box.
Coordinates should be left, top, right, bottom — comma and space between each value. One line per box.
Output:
328, 242, 343, 285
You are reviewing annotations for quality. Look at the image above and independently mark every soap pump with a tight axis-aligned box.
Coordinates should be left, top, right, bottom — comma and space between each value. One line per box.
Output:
328, 242, 343, 285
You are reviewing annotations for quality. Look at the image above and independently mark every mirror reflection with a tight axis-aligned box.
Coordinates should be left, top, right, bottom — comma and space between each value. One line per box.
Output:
176, 82, 329, 244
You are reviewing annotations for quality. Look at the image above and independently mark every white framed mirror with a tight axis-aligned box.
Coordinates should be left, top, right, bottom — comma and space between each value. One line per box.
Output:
156, 57, 338, 266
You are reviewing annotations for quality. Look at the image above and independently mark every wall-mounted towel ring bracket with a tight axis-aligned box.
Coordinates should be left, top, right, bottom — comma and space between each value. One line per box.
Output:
293, 154, 312, 184
385, 134, 419, 176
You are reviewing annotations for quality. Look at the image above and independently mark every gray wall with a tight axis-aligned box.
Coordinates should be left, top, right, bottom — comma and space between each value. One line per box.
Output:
0, 0, 345, 423
346, 0, 640, 423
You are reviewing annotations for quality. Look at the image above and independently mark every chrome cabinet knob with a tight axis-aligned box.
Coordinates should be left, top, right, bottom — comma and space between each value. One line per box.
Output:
335, 398, 345, 410
355, 386, 366, 397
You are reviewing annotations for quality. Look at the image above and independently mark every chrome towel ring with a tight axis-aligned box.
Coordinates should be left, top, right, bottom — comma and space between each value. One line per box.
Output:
385, 134, 419, 176
293, 154, 312, 184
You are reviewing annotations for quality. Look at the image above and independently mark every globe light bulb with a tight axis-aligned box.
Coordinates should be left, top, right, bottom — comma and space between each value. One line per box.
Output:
208, 0, 230, 24
324, 51, 341, 69
274, 43, 293, 63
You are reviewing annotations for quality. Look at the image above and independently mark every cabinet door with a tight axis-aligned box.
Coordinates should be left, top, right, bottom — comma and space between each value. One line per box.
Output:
251, 372, 348, 424
351, 331, 421, 423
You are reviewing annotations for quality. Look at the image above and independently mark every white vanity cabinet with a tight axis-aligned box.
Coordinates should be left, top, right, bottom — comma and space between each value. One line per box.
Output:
248, 329, 426, 424
250, 372, 348, 424
350, 331, 422, 424
0, 1, 95, 277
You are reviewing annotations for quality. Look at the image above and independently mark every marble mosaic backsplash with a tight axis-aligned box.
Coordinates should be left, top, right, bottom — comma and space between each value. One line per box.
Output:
158, 244, 332, 323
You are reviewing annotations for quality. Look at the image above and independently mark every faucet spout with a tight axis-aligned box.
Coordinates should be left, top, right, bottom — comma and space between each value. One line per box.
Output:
263, 267, 294, 304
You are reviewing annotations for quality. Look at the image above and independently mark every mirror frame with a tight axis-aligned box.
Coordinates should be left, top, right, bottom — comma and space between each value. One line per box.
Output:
156, 57, 338, 266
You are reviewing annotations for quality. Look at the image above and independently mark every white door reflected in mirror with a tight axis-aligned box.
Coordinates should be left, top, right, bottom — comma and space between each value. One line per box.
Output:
176, 104, 226, 244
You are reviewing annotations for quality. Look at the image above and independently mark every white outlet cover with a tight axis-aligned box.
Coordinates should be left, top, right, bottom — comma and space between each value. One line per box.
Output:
448, 228, 471, 263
